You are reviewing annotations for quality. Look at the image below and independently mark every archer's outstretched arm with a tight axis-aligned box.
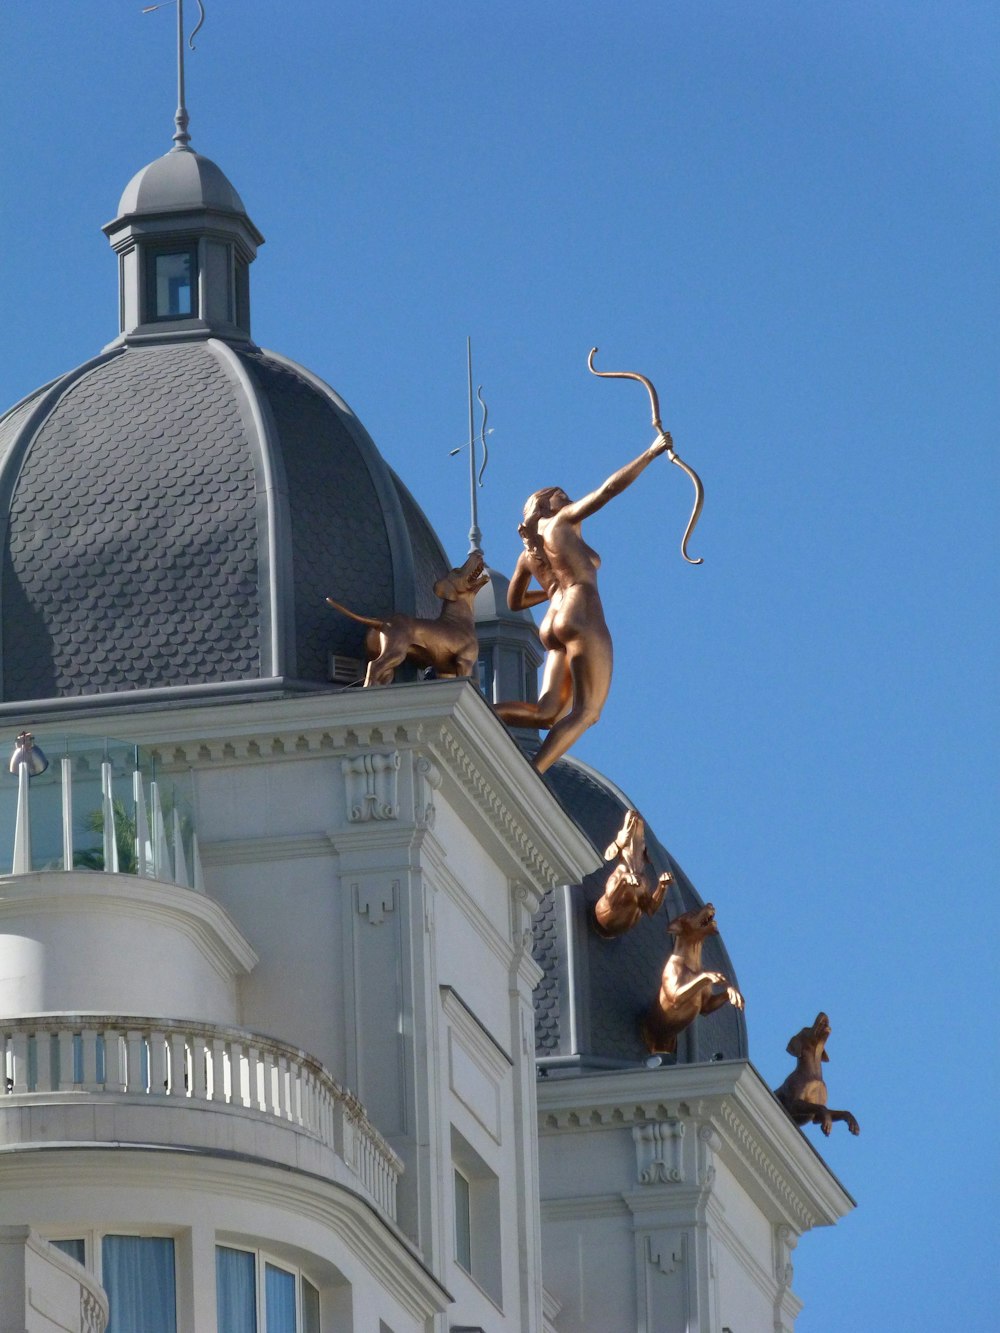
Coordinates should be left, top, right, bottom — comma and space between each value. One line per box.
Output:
558, 432, 671, 526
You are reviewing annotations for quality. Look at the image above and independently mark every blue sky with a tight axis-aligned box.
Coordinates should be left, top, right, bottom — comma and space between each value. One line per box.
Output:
2, 2, 998, 1328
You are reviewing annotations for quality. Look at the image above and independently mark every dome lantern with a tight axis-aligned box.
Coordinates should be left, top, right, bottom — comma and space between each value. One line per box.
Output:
102, 147, 264, 349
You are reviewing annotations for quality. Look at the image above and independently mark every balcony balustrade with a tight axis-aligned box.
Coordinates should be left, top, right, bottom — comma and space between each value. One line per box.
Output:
0, 1015, 400, 1223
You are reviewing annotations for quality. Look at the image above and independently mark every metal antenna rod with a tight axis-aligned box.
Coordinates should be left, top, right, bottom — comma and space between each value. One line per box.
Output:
144, 0, 205, 149
172, 0, 190, 148
466, 337, 483, 554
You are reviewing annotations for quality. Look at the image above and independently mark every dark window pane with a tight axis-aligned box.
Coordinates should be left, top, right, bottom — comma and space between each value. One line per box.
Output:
454, 1168, 472, 1272
302, 1279, 320, 1333
154, 252, 194, 317
51, 1237, 86, 1265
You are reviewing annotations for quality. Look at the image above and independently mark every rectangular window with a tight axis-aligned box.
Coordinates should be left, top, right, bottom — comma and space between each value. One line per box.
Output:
217, 1246, 257, 1333
451, 1126, 502, 1306
102, 1235, 177, 1333
235, 258, 250, 330
454, 1167, 472, 1273
50, 1237, 86, 1265
215, 1245, 319, 1332
148, 248, 197, 320
265, 1263, 297, 1333
301, 1281, 320, 1333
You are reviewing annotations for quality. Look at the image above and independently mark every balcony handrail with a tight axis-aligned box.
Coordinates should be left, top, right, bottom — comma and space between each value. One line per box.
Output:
0, 1013, 400, 1221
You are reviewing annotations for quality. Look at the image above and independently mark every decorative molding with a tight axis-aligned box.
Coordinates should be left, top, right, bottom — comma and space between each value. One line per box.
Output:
199, 832, 335, 865
415, 755, 440, 829
773, 1223, 798, 1290
430, 728, 563, 893
633, 1119, 686, 1185
541, 1194, 631, 1222
697, 1122, 721, 1187
355, 880, 398, 926
718, 1100, 814, 1231
342, 751, 400, 822
542, 1101, 675, 1132
645, 1229, 684, 1278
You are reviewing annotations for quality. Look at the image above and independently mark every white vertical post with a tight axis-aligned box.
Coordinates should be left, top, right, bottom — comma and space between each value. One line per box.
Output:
172, 808, 189, 887
191, 832, 206, 893
151, 781, 171, 881
101, 760, 119, 874
11, 762, 32, 874
60, 756, 74, 870
134, 768, 152, 877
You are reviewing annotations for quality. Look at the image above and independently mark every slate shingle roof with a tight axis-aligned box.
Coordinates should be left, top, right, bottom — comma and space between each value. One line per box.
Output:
0, 341, 448, 702
535, 751, 749, 1066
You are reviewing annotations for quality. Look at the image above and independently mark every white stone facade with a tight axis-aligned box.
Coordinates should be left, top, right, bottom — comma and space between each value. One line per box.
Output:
0, 680, 851, 1330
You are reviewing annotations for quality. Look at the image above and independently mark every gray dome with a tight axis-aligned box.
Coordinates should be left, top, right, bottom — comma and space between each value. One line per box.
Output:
0, 341, 448, 702
116, 148, 248, 219
533, 752, 748, 1068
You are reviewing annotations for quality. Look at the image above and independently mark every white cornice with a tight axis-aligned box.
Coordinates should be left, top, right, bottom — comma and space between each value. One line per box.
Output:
536, 1060, 854, 1232
13, 682, 599, 898
0, 1147, 450, 1322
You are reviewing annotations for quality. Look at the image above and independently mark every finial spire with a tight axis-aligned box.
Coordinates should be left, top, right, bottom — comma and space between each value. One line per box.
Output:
142, 0, 205, 151
449, 339, 494, 553
466, 337, 483, 553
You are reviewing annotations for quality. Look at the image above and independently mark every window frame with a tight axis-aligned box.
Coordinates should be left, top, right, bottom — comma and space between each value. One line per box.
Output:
216, 1242, 321, 1333
145, 243, 199, 322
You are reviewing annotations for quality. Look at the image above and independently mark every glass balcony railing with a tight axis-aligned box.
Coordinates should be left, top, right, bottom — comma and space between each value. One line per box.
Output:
0, 732, 200, 888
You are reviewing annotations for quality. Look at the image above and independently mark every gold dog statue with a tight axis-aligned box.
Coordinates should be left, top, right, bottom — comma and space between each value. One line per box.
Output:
327, 549, 489, 687
641, 903, 744, 1055
594, 810, 673, 937
773, 1012, 860, 1137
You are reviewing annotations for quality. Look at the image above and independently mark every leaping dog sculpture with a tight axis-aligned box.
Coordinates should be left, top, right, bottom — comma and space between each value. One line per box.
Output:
641, 903, 744, 1055
594, 810, 673, 937
773, 1012, 860, 1137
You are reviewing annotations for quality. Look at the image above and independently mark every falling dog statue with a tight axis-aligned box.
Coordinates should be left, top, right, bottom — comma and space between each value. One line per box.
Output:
327, 550, 490, 687
641, 903, 744, 1055
594, 810, 673, 937
773, 1012, 860, 1137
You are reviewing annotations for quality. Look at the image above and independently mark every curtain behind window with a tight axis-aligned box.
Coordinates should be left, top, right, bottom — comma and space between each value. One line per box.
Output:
102, 1236, 176, 1333
265, 1263, 297, 1333
217, 1247, 257, 1333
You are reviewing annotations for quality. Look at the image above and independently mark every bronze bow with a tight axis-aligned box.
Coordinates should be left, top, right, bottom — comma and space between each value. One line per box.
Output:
588, 347, 704, 565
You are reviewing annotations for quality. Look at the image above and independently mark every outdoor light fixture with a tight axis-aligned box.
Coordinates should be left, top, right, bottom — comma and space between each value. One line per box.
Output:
8, 732, 48, 777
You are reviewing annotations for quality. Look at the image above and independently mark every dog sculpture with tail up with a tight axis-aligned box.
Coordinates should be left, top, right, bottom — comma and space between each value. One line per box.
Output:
641, 903, 744, 1055
327, 550, 489, 687
773, 1012, 860, 1137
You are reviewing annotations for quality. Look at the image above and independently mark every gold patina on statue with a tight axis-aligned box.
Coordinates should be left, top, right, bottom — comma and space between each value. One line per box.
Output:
493, 433, 669, 774
594, 810, 673, 937
326, 550, 489, 686
773, 1012, 860, 1137
641, 903, 744, 1055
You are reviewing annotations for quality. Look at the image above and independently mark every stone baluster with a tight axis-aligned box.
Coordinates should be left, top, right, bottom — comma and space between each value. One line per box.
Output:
80, 1029, 100, 1092
56, 1030, 75, 1089
167, 1031, 187, 1096
191, 1032, 209, 1101
149, 1031, 168, 1095
125, 1030, 146, 1092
